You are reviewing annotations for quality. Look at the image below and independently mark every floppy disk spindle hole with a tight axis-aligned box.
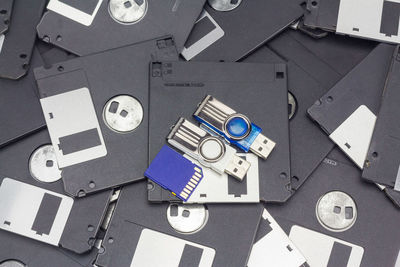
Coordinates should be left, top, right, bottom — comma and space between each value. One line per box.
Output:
46, 160, 54, 167
124, 1, 132, 8
120, 109, 128, 118
182, 210, 190, 218
333, 206, 341, 214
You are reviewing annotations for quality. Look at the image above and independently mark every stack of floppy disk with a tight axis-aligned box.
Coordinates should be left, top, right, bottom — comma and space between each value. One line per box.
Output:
1, 0, 400, 266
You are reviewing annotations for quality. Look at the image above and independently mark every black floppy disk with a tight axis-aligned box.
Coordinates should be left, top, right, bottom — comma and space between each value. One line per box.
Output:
303, 0, 400, 44
267, 29, 377, 90
308, 44, 395, 169
267, 149, 400, 267
148, 61, 291, 203
0, 0, 13, 34
37, 0, 205, 56
0, 48, 46, 148
0, 129, 112, 254
181, 0, 303, 62
0, 0, 46, 80
244, 30, 375, 196
363, 46, 400, 191
34, 36, 179, 197
95, 181, 263, 267
0, 231, 101, 267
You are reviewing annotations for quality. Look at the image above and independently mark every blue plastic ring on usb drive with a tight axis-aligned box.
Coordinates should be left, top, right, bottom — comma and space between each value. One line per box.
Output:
193, 95, 275, 160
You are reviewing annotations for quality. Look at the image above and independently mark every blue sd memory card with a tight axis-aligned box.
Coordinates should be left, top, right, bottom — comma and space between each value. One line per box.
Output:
145, 145, 203, 201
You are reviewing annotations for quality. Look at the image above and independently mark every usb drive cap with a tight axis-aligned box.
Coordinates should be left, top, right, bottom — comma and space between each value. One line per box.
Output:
225, 154, 251, 181
250, 133, 276, 160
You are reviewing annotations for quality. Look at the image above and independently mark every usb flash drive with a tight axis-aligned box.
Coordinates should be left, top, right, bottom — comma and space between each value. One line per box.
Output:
167, 118, 251, 181
193, 95, 275, 160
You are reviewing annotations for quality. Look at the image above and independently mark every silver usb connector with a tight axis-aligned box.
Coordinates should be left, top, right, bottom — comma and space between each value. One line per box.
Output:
225, 155, 251, 181
249, 134, 276, 160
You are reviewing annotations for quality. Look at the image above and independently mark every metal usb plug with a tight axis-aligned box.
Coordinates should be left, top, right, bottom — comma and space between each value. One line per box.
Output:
249, 134, 276, 160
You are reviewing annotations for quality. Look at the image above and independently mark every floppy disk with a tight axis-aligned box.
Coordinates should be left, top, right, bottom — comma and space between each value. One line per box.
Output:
34, 36, 178, 197
0, 48, 46, 149
326, 145, 400, 208
267, 29, 377, 90
0, 129, 112, 254
37, 0, 205, 56
308, 44, 395, 169
248, 209, 307, 267
0, 230, 101, 267
363, 46, 400, 191
267, 149, 400, 267
0, 0, 13, 34
244, 31, 375, 196
148, 61, 291, 203
304, 0, 400, 44
0, 0, 46, 80
181, 0, 303, 61
95, 181, 264, 267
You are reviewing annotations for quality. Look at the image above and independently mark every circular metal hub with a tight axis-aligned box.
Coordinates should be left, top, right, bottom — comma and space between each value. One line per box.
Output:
0, 260, 25, 267
199, 137, 225, 162
109, 0, 148, 24
167, 204, 208, 234
316, 191, 357, 232
29, 145, 62, 183
288, 91, 297, 120
224, 114, 251, 140
103, 95, 143, 133
208, 0, 243, 11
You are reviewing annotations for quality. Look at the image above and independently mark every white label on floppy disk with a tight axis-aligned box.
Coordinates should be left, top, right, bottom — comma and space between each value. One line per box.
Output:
40, 87, 107, 168
289, 225, 364, 267
181, 10, 224, 60
131, 229, 215, 267
186, 153, 259, 203
47, 0, 103, 26
337, 0, 400, 44
329, 105, 376, 169
247, 210, 306, 267
0, 178, 73, 246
